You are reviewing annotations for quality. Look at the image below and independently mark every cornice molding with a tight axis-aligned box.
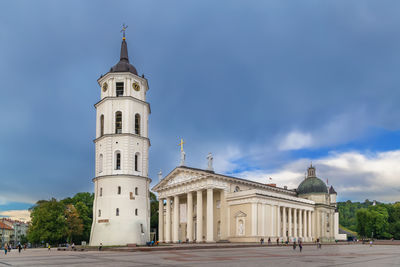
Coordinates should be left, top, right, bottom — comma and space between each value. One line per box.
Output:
94, 133, 151, 145
93, 174, 152, 183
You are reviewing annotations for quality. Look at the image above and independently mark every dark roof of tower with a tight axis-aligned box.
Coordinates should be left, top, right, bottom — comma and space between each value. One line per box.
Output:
297, 165, 328, 195
329, 185, 337, 195
297, 177, 328, 195
109, 38, 138, 75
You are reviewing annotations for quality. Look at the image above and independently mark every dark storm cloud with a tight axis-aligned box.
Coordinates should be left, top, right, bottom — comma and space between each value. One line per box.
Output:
0, 0, 400, 204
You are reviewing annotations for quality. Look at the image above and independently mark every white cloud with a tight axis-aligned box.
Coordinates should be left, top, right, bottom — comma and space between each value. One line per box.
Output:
279, 131, 313, 150
279, 111, 369, 151
0, 210, 31, 222
224, 149, 400, 202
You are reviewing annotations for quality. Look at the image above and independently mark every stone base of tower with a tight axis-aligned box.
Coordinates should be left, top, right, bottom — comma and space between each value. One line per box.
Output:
89, 175, 151, 246
90, 219, 150, 246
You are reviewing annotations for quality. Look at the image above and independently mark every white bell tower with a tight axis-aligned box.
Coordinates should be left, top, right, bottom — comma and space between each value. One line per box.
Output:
90, 30, 151, 246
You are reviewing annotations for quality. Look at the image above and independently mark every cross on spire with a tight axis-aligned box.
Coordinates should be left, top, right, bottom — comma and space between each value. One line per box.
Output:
178, 138, 185, 152
121, 24, 128, 40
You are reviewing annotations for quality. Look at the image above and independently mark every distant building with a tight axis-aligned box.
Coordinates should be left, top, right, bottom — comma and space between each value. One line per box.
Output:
0, 221, 14, 246
0, 218, 29, 245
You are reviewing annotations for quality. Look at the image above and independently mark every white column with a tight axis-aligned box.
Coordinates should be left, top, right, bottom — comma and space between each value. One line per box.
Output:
277, 206, 281, 238
251, 203, 257, 236
187, 192, 193, 242
299, 209, 303, 239
288, 207, 292, 240
206, 188, 214, 242
165, 197, 171, 243
308, 210, 312, 240
158, 199, 164, 242
261, 204, 265, 237
294, 208, 297, 239
282, 207, 287, 240
196, 190, 203, 243
304, 210, 307, 240
270, 205, 275, 237
173, 195, 180, 243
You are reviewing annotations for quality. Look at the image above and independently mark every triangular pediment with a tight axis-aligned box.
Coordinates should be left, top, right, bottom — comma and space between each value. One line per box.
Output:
234, 211, 247, 218
166, 172, 196, 186
152, 167, 211, 191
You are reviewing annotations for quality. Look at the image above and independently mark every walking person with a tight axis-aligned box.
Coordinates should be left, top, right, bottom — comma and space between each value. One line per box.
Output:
268, 237, 271, 246
99, 243, 103, 251
276, 238, 279, 246
48, 244, 51, 251
4, 243, 7, 255
18, 243, 22, 253
369, 240, 373, 247
299, 241, 303, 252
260, 238, 264, 245
293, 241, 297, 250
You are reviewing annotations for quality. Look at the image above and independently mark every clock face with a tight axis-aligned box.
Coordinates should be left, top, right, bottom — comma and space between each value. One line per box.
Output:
102, 82, 108, 92
132, 82, 140, 91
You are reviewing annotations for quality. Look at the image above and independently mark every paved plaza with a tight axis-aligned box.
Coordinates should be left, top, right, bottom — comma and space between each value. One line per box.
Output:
0, 245, 399, 266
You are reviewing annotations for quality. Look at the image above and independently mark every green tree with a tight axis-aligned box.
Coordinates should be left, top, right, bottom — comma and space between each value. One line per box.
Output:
27, 198, 67, 245
150, 191, 159, 237
74, 201, 91, 243
356, 208, 369, 239
65, 204, 84, 243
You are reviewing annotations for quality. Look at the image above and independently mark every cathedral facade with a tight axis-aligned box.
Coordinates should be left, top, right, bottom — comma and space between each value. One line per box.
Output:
90, 34, 151, 246
153, 164, 345, 243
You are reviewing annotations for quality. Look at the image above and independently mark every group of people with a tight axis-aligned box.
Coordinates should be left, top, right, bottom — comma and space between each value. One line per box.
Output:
259, 237, 329, 252
3, 242, 26, 255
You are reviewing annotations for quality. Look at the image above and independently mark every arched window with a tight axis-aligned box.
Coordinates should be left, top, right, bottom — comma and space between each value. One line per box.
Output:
135, 209, 138, 216
134, 153, 140, 172
118, 186, 121, 195
98, 210, 101, 217
100, 115, 104, 136
100, 187, 103, 197
135, 114, 141, 135
234, 186, 240, 192
115, 111, 122, 134
135, 187, 138, 196
99, 154, 103, 173
115, 151, 121, 170
116, 208, 119, 216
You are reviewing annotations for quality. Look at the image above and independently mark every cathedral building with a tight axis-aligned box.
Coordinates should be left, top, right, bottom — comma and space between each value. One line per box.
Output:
90, 32, 151, 246
153, 163, 345, 243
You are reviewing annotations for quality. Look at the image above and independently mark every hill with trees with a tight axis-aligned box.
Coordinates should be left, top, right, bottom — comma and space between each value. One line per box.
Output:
338, 200, 400, 239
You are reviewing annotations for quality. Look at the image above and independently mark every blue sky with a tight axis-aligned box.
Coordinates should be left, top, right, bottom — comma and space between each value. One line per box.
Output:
1, 0, 400, 214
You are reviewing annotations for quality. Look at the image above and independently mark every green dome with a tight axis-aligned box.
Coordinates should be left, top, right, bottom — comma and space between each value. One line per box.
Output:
297, 177, 328, 195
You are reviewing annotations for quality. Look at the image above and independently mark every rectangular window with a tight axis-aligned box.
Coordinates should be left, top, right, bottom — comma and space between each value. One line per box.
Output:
116, 82, 124, 97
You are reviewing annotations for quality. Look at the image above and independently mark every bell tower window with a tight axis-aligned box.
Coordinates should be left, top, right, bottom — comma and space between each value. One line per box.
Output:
116, 82, 124, 97
115, 151, 121, 170
100, 115, 104, 136
115, 112, 122, 134
134, 153, 140, 171
135, 114, 141, 135
99, 154, 103, 173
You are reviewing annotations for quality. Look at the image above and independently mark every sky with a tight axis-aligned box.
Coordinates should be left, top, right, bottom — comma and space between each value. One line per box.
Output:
1, 0, 400, 217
